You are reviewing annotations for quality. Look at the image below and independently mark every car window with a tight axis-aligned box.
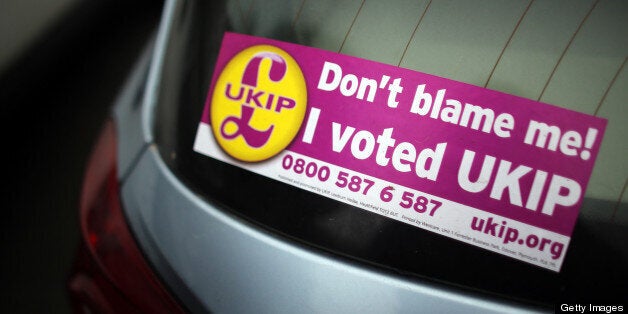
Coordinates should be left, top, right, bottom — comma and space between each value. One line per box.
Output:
154, 0, 627, 307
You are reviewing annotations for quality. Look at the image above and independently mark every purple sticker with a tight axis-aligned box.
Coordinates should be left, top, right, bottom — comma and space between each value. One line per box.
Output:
194, 32, 607, 271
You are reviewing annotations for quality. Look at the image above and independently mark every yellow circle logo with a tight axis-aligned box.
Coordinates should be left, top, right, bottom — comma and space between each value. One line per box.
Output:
210, 45, 307, 162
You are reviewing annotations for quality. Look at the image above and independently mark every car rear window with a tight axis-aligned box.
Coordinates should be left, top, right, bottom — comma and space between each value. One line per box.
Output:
153, 0, 627, 307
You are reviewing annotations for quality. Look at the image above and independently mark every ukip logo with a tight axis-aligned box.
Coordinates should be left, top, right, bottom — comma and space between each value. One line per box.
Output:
210, 45, 307, 162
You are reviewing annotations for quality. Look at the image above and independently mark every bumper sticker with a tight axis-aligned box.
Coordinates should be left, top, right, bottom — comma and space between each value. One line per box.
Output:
194, 32, 607, 272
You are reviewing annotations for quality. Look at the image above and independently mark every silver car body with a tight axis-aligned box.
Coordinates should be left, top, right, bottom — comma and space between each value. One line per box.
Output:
111, 0, 627, 312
